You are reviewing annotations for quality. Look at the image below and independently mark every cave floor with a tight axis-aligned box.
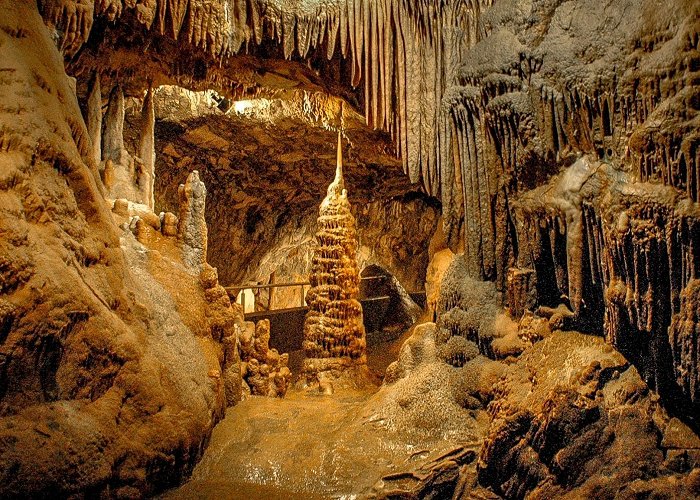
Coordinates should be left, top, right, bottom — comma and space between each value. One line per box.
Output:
164, 323, 484, 499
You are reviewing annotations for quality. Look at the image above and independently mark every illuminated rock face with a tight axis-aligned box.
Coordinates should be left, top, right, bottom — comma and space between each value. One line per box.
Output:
303, 133, 367, 378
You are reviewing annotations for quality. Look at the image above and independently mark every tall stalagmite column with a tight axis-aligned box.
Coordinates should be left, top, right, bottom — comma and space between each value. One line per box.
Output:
302, 132, 368, 385
138, 85, 156, 210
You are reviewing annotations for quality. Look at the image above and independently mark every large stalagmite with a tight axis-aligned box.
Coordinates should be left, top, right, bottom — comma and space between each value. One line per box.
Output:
302, 132, 369, 387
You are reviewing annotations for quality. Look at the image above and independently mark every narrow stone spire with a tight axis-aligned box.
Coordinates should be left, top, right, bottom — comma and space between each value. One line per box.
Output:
335, 130, 344, 188
327, 130, 345, 199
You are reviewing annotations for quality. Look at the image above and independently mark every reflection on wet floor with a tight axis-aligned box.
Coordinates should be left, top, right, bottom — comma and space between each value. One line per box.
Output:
164, 319, 485, 499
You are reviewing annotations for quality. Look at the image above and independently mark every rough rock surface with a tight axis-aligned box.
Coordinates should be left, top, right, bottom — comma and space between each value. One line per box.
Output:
239, 319, 292, 398
381, 322, 498, 439
177, 170, 207, 273
435, 254, 520, 361
437, 0, 700, 424
513, 155, 700, 422
0, 4, 237, 497
478, 331, 700, 499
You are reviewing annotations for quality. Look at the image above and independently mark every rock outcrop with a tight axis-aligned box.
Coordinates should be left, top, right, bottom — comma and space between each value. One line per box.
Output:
478, 332, 700, 499
239, 319, 292, 398
0, 5, 237, 496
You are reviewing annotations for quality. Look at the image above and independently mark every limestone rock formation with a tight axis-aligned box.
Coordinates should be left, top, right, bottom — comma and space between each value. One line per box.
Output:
0, 6, 242, 496
239, 319, 292, 398
2, 0, 700, 496
670, 280, 700, 406
436, 255, 515, 361
302, 133, 369, 386
138, 85, 156, 210
200, 264, 243, 407
177, 170, 208, 273
478, 332, 700, 499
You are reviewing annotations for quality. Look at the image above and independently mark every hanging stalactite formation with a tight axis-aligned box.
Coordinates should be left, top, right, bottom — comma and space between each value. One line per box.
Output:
40, 0, 494, 195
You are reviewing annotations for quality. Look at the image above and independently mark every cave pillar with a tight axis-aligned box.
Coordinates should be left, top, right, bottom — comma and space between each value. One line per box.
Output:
301, 132, 369, 390
101, 85, 136, 200
138, 85, 156, 210
102, 84, 126, 165
86, 71, 101, 168
177, 170, 208, 273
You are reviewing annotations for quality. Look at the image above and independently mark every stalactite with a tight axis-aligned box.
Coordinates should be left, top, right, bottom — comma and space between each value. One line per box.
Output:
669, 279, 700, 406
599, 203, 700, 399
39, 0, 95, 55
44, 0, 495, 198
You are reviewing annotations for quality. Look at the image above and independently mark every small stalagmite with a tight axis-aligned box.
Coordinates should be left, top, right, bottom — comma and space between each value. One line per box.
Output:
177, 170, 208, 273
302, 131, 369, 389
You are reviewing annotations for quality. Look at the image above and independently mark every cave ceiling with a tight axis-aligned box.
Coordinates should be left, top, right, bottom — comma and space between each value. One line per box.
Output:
136, 87, 408, 214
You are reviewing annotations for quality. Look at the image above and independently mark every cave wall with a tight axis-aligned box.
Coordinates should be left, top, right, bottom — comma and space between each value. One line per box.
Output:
0, 3, 240, 497
437, 0, 700, 422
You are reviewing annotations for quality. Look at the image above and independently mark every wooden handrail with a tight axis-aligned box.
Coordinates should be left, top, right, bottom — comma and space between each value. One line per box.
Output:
223, 275, 387, 292
224, 275, 418, 312
224, 281, 309, 291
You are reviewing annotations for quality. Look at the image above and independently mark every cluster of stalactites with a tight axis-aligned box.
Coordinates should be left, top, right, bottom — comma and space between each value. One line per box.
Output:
40, 0, 494, 195
303, 133, 366, 370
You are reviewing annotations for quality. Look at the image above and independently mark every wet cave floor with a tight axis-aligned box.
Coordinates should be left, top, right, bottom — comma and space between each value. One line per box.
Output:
164, 324, 486, 499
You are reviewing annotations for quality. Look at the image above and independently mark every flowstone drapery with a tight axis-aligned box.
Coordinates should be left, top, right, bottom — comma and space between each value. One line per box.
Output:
302, 132, 369, 388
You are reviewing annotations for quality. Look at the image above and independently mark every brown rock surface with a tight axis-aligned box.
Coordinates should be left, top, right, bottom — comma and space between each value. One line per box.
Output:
0, 3, 232, 497
477, 331, 700, 499
239, 319, 292, 398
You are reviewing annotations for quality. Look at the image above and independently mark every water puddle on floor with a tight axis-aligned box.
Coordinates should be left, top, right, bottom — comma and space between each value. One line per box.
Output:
164, 322, 485, 499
